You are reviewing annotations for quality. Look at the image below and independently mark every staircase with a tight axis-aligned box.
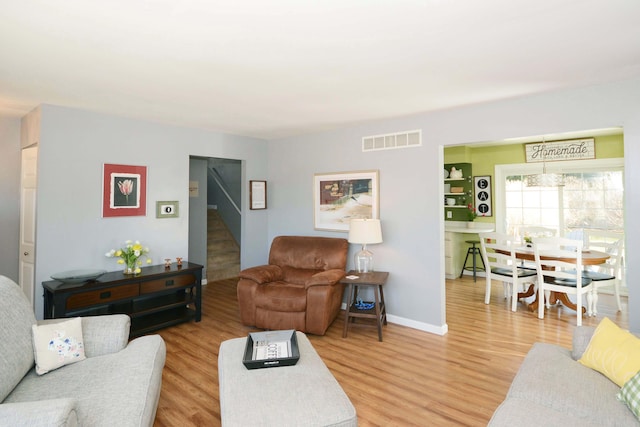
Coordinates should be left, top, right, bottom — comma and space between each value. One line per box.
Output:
207, 209, 240, 281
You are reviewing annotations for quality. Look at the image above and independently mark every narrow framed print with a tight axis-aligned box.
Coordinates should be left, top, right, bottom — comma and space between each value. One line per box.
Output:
102, 164, 147, 217
250, 180, 267, 210
156, 201, 179, 218
474, 176, 492, 217
313, 170, 379, 232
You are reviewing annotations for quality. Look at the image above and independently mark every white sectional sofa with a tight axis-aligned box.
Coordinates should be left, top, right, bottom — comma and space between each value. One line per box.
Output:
0, 275, 166, 427
489, 325, 639, 426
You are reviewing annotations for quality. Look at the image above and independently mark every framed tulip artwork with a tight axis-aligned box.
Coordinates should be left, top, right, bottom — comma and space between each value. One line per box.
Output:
102, 163, 147, 217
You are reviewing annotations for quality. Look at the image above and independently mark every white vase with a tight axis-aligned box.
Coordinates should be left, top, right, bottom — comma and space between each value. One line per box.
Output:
467, 221, 476, 228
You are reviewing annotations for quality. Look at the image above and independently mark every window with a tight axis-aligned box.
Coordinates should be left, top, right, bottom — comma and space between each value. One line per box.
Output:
496, 159, 624, 236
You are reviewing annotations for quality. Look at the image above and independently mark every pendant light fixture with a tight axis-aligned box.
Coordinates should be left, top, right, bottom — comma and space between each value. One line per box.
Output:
525, 138, 565, 187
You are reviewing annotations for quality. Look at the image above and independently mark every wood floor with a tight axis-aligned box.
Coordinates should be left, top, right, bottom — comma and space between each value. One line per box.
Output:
152, 276, 628, 427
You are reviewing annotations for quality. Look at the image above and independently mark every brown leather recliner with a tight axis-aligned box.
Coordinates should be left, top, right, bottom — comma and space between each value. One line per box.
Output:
237, 236, 348, 335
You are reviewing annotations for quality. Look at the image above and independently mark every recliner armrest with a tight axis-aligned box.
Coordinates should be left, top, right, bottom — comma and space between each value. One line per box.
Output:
305, 269, 346, 288
239, 265, 284, 284
0, 398, 78, 427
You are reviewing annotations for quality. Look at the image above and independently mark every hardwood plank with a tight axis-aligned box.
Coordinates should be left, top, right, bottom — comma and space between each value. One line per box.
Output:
152, 276, 628, 427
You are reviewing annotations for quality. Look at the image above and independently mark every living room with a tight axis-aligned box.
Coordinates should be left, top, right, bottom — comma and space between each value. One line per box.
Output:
3, 81, 638, 335
1, 2, 640, 425
2, 81, 640, 427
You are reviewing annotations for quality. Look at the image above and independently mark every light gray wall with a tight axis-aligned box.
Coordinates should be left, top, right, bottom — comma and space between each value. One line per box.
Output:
34, 104, 268, 319
188, 157, 208, 280
269, 77, 640, 334
0, 117, 21, 281
268, 128, 438, 332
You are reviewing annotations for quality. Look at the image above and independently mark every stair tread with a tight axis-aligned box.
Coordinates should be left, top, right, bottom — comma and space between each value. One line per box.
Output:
206, 209, 240, 282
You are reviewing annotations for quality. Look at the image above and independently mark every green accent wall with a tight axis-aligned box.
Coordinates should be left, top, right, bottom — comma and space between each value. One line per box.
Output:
444, 133, 624, 223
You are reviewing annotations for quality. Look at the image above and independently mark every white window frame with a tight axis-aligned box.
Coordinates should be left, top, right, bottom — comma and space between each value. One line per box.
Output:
494, 158, 624, 234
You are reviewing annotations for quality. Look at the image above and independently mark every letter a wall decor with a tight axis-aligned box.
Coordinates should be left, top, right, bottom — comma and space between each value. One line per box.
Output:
474, 176, 492, 217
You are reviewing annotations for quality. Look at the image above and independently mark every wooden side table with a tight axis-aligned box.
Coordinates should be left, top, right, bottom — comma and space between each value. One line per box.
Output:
341, 270, 389, 341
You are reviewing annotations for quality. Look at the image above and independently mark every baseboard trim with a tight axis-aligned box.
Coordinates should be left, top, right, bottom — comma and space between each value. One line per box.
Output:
340, 303, 448, 336
387, 314, 448, 336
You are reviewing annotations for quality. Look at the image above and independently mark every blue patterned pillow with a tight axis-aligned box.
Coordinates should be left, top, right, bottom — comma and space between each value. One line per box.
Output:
618, 370, 640, 421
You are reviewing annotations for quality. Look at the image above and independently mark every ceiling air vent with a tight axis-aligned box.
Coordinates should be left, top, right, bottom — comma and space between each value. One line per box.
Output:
362, 130, 422, 152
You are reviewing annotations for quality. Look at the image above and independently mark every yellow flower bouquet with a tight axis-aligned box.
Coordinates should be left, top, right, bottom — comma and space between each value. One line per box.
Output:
106, 240, 151, 274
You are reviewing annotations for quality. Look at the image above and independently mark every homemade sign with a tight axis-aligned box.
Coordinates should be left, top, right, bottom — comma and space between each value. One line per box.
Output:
525, 138, 595, 163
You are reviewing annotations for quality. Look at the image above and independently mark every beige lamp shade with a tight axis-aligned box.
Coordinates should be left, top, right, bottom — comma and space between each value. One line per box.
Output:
348, 219, 382, 244
348, 219, 382, 273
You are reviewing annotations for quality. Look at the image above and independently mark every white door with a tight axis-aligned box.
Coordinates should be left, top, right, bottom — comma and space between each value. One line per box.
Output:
19, 145, 38, 309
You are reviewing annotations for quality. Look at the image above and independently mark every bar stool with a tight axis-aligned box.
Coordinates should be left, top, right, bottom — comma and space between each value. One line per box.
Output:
459, 240, 486, 282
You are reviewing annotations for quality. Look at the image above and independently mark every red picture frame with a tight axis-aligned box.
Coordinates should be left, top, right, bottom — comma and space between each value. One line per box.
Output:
102, 163, 147, 217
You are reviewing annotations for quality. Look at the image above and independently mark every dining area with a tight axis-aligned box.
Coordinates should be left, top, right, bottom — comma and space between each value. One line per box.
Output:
443, 134, 636, 423
478, 228, 625, 326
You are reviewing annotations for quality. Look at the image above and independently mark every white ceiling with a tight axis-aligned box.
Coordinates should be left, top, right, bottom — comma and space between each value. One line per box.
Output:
1, 0, 640, 140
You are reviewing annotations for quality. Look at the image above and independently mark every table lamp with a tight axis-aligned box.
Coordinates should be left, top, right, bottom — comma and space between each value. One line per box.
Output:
348, 219, 383, 273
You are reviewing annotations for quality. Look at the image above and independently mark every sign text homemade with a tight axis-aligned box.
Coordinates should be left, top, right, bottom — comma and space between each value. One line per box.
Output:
525, 138, 595, 163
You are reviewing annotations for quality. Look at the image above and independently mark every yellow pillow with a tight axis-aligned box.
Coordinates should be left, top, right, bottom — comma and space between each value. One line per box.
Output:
579, 317, 640, 387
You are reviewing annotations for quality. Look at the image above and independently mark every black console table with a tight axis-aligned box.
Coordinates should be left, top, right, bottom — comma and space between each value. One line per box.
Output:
43, 262, 203, 338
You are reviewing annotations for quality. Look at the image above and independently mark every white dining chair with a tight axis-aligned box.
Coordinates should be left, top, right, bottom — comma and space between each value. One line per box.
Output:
518, 226, 557, 269
479, 232, 537, 312
583, 229, 624, 314
533, 236, 593, 326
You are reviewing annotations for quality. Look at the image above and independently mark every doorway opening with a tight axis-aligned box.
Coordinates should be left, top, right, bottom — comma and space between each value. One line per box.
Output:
189, 156, 242, 284
443, 128, 627, 326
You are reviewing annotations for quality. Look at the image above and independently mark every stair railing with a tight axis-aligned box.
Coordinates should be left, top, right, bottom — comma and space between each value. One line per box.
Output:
208, 167, 242, 245
208, 167, 241, 215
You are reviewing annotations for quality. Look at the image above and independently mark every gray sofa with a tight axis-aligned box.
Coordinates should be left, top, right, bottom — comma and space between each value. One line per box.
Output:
0, 275, 166, 427
489, 326, 638, 426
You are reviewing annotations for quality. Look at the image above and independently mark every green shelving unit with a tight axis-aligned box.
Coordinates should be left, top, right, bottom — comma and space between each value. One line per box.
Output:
444, 162, 473, 221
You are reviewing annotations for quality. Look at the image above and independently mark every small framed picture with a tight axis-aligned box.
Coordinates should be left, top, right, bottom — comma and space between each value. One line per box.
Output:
250, 180, 267, 210
156, 201, 179, 218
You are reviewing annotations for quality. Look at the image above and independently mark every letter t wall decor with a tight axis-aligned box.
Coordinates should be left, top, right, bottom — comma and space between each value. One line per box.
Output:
474, 176, 492, 217
102, 163, 147, 217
